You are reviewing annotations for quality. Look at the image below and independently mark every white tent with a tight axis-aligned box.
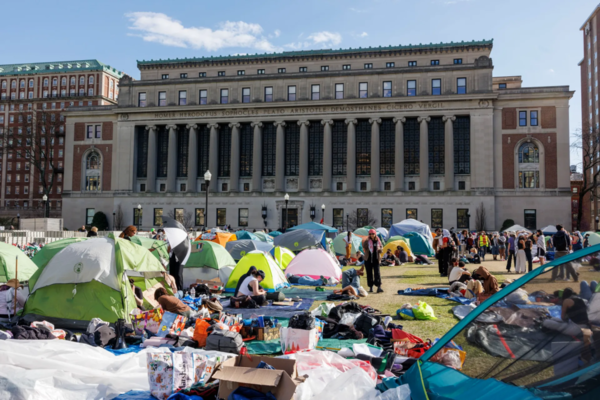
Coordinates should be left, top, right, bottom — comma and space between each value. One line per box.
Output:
539, 225, 558, 234
388, 219, 433, 244
501, 224, 532, 234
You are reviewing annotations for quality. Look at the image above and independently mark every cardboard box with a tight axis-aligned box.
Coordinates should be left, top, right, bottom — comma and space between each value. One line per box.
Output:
195, 278, 223, 294
213, 355, 299, 400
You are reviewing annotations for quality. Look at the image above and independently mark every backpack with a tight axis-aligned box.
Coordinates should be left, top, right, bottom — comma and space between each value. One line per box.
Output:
553, 232, 568, 251
205, 329, 244, 354
328, 302, 363, 322
354, 313, 379, 336
195, 284, 211, 297
266, 291, 285, 302
230, 295, 259, 309
192, 319, 212, 347
289, 311, 315, 330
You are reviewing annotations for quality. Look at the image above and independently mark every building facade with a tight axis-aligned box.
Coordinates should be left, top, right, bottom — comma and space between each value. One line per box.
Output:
0, 60, 124, 219
62, 40, 572, 231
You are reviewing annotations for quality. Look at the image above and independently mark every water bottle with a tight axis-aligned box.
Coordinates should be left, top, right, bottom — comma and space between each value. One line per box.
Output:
190, 287, 196, 298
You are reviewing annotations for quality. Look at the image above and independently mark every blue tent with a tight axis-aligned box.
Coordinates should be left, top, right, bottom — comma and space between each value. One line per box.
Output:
288, 222, 338, 233
379, 244, 600, 399
225, 239, 273, 261
402, 231, 435, 256
268, 231, 283, 238
273, 229, 327, 252
235, 231, 259, 241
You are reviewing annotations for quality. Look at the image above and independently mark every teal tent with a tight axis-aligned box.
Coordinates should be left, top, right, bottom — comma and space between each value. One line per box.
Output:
268, 231, 283, 238
332, 232, 363, 256
253, 231, 274, 243
403, 231, 435, 256
288, 222, 338, 233
235, 231, 259, 241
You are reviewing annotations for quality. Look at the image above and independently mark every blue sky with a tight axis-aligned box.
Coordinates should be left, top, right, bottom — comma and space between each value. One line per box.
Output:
0, 0, 594, 164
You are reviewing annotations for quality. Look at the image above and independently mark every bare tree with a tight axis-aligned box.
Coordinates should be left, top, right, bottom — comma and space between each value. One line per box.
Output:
114, 204, 124, 231
167, 209, 194, 229
475, 202, 487, 231
571, 126, 598, 230
347, 209, 378, 231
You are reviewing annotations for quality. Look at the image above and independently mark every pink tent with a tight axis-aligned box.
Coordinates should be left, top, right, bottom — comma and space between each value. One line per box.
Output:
284, 248, 342, 281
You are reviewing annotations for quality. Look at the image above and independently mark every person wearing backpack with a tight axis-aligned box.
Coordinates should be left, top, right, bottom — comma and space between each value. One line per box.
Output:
551, 225, 577, 282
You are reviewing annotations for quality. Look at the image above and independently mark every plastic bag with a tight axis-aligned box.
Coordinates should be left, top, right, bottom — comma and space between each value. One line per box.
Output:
397, 308, 415, 320
413, 301, 437, 320
375, 384, 411, 400
147, 352, 173, 400
310, 367, 379, 400
440, 349, 462, 370
339, 312, 361, 326
311, 302, 335, 318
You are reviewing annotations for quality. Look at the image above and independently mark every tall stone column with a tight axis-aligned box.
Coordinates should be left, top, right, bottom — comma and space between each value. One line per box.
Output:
443, 116, 456, 191
298, 121, 310, 192
393, 117, 406, 191
166, 124, 177, 192
345, 119, 357, 192
321, 120, 333, 192
369, 118, 381, 192
418, 116, 430, 191
229, 122, 241, 192
208, 123, 219, 192
274, 121, 286, 192
186, 124, 198, 192
251, 122, 263, 192
145, 125, 157, 193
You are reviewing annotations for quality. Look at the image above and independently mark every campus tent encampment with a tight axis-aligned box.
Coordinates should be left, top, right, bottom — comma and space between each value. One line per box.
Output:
539, 225, 558, 235
224, 251, 289, 293
273, 229, 327, 252
183, 240, 236, 286
235, 231, 260, 241
385, 235, 411, 245
268, 231, 283, 238
284, 248, 342, 281
382, 240, 414, 259
195, 231, 237, 246
226, 240, 274, 261
376, 227, 389, 238
402, 232, 435, 256
30, 238, 89, 270
271, 246, 295, 269
288, 222, 338, 233
385, 242, 600, 400
388, 220, 433, 244
23, 236, 170, 329
0, 242, 39, 282
253, 231, 274, 243
501, 224, 532, 233
354, 227, 385, 242
332, 232, 363, 256
130, 236, 169, 265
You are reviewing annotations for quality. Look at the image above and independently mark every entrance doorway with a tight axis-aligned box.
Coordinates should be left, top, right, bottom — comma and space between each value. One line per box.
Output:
282, 208, 298, 229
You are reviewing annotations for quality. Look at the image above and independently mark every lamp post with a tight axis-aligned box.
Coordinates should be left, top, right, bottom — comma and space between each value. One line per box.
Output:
347, 213, 349, 233
310, 206, 316, 221
204, 170, 212, 230
42, 194, 48, 218
261, 205, 268, 228
467, 212, 471, 232
113, 212, 116, 231
284, 193, 289, 230
136, 204, 142, 231
321, 204, 325, 224
596, 215, 599, 232
16, 213, 20, 230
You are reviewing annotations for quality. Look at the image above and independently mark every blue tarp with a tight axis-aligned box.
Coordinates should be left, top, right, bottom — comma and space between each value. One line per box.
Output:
397, 288, 476, 305
288, 222, 338, 233
222, 298, 314, 318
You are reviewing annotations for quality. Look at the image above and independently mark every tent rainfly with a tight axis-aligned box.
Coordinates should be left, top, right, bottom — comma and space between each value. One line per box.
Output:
224, 251, 289, 293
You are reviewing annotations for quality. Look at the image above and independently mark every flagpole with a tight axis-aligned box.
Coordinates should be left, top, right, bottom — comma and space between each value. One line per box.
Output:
14, 256, 18, 316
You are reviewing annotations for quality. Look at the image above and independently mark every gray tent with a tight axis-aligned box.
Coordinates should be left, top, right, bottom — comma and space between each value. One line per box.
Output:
225, 240, 274, 261
273, 230, 327, 253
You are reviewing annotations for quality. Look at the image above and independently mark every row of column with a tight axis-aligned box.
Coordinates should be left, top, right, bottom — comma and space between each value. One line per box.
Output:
143, 116, 457, 193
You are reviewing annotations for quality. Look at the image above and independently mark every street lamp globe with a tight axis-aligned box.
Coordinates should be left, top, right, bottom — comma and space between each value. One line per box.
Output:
321, 204, 326, 210
204, 170, 212, 182
42, 194, 48, 202
284, 193, 290, 201
137, 204, 142, 210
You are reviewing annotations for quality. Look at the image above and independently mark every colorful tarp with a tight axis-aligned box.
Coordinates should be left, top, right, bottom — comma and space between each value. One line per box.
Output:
194, 232, 236, 247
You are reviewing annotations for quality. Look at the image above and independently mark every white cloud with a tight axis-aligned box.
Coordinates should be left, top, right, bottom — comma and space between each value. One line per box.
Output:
274, 29, 281, 38
359, 32, 368, 38
125, 12, 280, 52
285, 30, 343, 50
549, 68, 555, 74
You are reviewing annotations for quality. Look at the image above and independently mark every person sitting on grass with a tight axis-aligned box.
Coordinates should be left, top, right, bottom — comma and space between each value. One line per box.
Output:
333, 266, 367, 298
236, 269, 267, 306
381, 249, 400, 266
395, 246, 408, 264
466, 248, 481, 264
448, 261, 472, 285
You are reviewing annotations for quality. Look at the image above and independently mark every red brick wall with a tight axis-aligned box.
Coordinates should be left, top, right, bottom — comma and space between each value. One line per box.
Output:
502, 108, 516, 129
74, 123, 85, 141
73, 144, 112, 191
102, 122, 113, 140
541, 106, 556, 129
502, 133, 557, 189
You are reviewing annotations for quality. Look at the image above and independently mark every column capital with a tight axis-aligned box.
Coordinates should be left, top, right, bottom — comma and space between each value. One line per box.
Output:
369, 118, 382, 125
186, 123, 198, 130
274, 121, 287, 127
442, 115, 457, 122
393, 117, 406, 124
165, 124, 177, 130
207, 123, 220, 130
145, 125, 157, 131
321, 119, 334, 126
250, 121, 263, 128
417, 116, 431, 123
344, 118, 357, 126
297, 120, 310, 127
229, 122, 241, 129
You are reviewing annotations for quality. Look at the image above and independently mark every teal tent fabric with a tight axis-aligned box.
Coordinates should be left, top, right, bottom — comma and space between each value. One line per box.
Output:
235, 231, 259, 241
316, 338, 367, 351
403, 232, 435, 256
246, 340, 282, 355
288, 222, 338, 233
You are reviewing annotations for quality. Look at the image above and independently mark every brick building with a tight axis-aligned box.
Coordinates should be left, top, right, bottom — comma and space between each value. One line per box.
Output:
0, 60, 124, 220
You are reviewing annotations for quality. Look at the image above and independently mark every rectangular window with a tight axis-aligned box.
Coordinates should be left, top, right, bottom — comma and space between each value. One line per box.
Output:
431, 60, 440, 65
86, 208, 95, 225
524, 209, 536, 230
519, 111, 527, 126
174, 208, 184, 224
140, 183, 146, 192
178, 90, 187, 105
357, 208, 369, 227
364, 63, 373, 69
220, 89, 229, 104
321, 66, 329, 71
180, 73, 187, 79
222, 183, 228, 192
299, 67, 307, 72
407, 80, 416, 96
86, 125, 93, 139
383, 81, 392, 97
360, 182, 367, 191
408, 181, 415, 190
453, 58, 463, 64
408, 61, 417, 67
180, 183, 186, 192
154, 208, 163, 226
278, 68, 286, 73
158, 91, 167, 107
160, 183, 166, 192
499, 83, 507, 89
384, 182, 391, 191
95, 125, 101, 139
257, 69, 265, 74
138, 92, 146, 107
335, 83, 344, 99
433, 181, 440, 190
195, 208, 205, 226
359, 82, 368, 98
530, 110, 538, 126
458, 181, 466, 190
217, 208, 226, 226
161, 74, 169, 80
336, 182, 343, 191
218, 71, 225, 76
199, 90, 207, 105
457, 209, 469, 229
432, 79, 441, 95
199, 72, 206, 77
287, 86, 296, 101
242, 88, 250, 103
311, 84, 320, 100
264, 87, 273, 102
243, 183, 250, 192
333, 209, 344, 228
386, 62, 395, 68
238, 208, 249, 227
431, 209, 443, 228
381, 208, 393, 228
342, 64, 351, 70
237, 70, 245, 76
457, 78, 466, 94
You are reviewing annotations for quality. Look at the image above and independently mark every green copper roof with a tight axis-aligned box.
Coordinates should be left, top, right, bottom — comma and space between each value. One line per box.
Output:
0, 59, 125, 79
137, 39, 494, 66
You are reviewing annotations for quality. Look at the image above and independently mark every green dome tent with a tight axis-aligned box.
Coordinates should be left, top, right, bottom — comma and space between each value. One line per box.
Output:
31, 238, 89, 269
224, 251, 289, 293
184, 241, 236, 286
253, 231, 274, 243
0, 242, 39, 282
332, 232, 363, 256
386, 235, 411, 245
23, 236, 170, 329
130, 236, 170, 265
272, 246, 296, 269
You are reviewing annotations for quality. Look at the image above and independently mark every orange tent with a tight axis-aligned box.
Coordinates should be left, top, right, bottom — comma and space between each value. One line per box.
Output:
194, 232, 237, 247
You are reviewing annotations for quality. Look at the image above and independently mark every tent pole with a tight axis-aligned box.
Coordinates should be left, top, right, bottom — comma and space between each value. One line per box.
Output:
14, 256, 18, 316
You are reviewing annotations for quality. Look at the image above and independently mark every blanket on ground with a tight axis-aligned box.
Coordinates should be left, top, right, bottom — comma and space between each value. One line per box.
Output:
397, 287, 476, 305
222, 298, 314, 318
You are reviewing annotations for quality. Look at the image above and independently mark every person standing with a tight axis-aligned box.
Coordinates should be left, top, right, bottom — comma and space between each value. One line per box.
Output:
515, 235, 527, 274
525, 233, 534, 273
498, 233, 507, 261
491, 234, 500, 261
344, 231, 353, 263
551, 225, 577, 282
506, 233, 516, 272
536, 229, 547, 266
362, 229, 383, 293
478, 231, 489, 261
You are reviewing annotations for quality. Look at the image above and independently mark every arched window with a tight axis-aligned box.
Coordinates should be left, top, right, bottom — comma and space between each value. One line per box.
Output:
79, 76, 84, 85
11, 80, 16, 88
518, 142, 540, 189
70, 77, 75, 85
43, 78, 48, 87
61, 77, 66, 85
19, 80, 25, 88
28, 79, 34, 88
85, 152, 101, 191
52, 78, 57, 86
89, 76, 94, 84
